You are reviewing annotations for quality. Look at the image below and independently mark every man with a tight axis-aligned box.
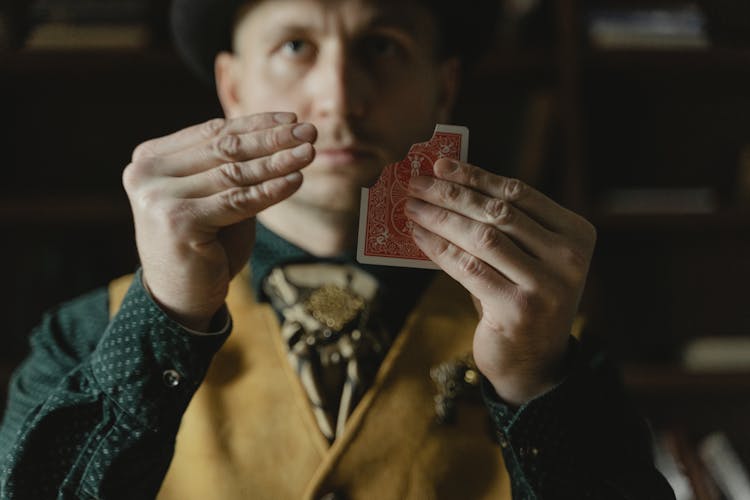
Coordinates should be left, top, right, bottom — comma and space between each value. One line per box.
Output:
0, 0, 674, 498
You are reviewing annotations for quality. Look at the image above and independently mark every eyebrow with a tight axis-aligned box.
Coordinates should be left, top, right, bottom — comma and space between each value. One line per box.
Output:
365, 11, 423, 37
262, 6, 430, 40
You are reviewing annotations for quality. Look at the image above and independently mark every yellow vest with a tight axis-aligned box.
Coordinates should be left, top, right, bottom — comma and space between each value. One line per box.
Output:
109, 270, 510, 500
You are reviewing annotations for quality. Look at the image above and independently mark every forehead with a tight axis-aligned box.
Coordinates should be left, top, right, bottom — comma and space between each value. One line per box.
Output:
234, 0, 437, 40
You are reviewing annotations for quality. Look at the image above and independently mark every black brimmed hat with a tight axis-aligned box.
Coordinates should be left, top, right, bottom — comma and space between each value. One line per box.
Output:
170, 0, 500, 85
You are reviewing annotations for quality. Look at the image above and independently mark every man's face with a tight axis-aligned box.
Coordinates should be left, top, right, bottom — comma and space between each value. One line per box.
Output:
216, 0, 459, 214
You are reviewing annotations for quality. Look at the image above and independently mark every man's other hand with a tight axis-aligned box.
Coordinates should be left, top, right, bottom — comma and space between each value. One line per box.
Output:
405, 158, 596, 406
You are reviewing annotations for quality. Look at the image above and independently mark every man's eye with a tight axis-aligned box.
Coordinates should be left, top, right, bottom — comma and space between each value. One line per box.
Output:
282, 39, 314, 57
363, 35, 402, 59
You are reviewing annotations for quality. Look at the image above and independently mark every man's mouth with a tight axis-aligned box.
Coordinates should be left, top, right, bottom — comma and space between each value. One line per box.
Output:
314, 146, 379, 168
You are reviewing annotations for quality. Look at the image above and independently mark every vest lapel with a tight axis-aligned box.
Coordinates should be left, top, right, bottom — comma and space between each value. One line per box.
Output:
303, 273, 511, 500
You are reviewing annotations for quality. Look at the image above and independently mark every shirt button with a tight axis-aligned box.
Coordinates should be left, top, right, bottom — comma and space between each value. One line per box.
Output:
496, 430, 509, 448
162, 369, 182, 388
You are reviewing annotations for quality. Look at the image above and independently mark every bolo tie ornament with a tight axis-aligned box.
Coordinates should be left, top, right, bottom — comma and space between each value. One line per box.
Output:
430, 355, 481, 424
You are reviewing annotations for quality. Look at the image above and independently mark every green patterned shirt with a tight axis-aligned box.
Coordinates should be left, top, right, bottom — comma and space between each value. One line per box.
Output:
0, 227, 674, 499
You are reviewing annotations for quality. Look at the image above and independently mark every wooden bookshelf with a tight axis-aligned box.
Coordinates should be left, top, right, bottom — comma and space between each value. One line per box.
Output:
1, 0, 750, 469
573, 0, 750, 467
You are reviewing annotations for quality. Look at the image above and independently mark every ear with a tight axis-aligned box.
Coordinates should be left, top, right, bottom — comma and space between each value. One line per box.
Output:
215, 51, 243, 119
435, 57, 461, 123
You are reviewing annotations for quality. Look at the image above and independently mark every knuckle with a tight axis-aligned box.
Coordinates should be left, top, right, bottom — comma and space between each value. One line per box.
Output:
439, 182, 462, 203
201, 118, 226, 138
216, 162, 248, 187
122, 158, 153, 190
267, 151, 287, 174
474, 224, 501, 251
122, 162, 138, 191
221, 187, 252, 213
559, 244, 588, 272
503, 178, 526, 201
131, 142, 155, 162
162, 201, 187, 230
431, 237, 452, 260
431, 206, 452, 227
457, 251, 484, 277
484, 198, 511, 224
214, 134, 241, 160
582, 219, 598, 246
466, 166, 484, 188
264, 129, 283, 151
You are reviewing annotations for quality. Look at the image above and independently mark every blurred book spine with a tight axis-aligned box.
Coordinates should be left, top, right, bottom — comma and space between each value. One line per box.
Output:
654, 432, 696, 500
24, 0, 152, 50
699, 432, 750, 500
30, 0, 149, 24
588, 4, 709, 50
682, 336, 750, 372
661, 429, 723, 500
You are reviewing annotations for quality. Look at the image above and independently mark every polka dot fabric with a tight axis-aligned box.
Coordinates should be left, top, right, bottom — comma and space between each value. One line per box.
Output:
0, 270, 229, 499
0, 267, 675, 499
481, 338, 676, 500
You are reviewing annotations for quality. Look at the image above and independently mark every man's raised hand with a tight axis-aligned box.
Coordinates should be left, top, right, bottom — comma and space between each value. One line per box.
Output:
123, 113, 316, 331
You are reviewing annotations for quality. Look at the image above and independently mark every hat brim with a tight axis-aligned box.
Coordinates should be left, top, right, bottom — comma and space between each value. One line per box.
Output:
170, 0, 243, 86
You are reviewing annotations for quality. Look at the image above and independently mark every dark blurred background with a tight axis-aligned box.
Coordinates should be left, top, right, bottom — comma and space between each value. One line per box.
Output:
2, 0, 750, 495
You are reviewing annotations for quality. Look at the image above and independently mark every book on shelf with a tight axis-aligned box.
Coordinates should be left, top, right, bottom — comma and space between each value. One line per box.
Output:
588, 4, 709, 50
24, 0, 152, 50
599, 187, 718, 216
25, 23, 149, 50
30, 0, 150, 25
682, 336, 750, 372
660, 429, 723, 500
653, 432, 695, 500
699, 432, 750, 500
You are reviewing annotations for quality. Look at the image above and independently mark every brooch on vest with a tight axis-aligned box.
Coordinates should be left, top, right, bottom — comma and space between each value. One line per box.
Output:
430, 354, 482, 424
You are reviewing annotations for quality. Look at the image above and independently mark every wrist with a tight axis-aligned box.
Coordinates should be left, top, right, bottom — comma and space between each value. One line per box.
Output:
484, 338, 575, 407
140, 273, 223, 332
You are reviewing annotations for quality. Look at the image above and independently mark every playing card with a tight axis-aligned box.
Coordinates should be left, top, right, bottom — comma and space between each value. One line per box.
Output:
357, 124, 469, 269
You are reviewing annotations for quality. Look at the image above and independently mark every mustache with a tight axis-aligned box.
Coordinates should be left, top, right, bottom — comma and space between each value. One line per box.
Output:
312, 122, 384, 151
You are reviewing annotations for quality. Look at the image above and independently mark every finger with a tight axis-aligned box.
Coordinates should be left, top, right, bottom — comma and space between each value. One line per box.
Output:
404, 198, 540, 288
408, 176, 558, 261
191, 172, 304, 228
432, 159, 583, 236
409, 222, 517, 305
132, 112, 297, 161
170, 142, 314, 198
153, 122, 317, 177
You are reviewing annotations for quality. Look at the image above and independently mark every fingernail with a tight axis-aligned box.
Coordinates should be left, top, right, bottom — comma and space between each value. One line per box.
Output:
291, 143, 312, 159
411, 223, 426, 243
292, 123, 316, 142
436, 159, 460, 176
409, 176, 434, 192
274, 112, 296, 124
404, 198, 419, 216
284, 172, 302, 182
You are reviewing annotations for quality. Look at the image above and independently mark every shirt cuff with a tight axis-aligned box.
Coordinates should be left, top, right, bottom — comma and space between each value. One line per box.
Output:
138, 272, 231, 336
90, 269, 231, 432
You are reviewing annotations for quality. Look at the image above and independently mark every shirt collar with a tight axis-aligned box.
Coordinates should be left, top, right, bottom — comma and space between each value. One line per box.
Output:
250, 223, 437, 332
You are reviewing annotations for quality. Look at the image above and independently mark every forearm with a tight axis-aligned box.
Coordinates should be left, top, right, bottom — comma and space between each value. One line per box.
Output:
483, 339, 676, 500
0, 273, 229, 499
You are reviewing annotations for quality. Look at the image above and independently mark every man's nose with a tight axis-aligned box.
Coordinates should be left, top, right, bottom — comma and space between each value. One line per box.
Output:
308, 46, 369, 121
